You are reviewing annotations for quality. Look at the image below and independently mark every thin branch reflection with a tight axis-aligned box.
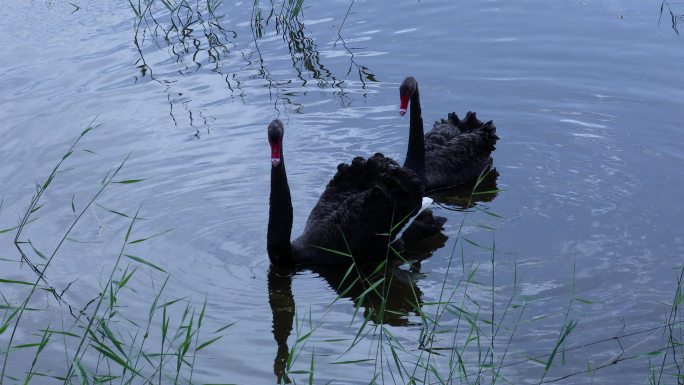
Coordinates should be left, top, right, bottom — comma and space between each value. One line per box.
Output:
129, 0, 377, 129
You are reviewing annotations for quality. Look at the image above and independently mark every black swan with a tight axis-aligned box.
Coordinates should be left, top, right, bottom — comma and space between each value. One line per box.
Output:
267, 119, 444, 267
399, 76, 499, 192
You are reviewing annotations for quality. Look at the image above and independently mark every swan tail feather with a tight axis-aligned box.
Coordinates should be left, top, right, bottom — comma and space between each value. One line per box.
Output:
448, 111, 499, 151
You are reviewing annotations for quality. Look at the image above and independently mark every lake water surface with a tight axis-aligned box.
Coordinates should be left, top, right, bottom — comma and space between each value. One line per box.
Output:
1, 0, 683, 384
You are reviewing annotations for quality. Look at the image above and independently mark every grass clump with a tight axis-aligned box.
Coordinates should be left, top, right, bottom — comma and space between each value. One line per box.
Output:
0, 122, 232, 384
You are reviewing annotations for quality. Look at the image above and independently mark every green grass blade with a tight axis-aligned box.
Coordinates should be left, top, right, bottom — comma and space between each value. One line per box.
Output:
123, 254, 166, 272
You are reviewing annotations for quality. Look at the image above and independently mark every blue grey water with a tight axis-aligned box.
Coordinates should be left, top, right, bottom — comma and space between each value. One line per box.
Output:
1, 0, 683, 383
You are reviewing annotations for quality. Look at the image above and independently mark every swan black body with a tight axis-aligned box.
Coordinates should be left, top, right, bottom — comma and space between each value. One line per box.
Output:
399, 76, 499, 192
267, 119, 438, 267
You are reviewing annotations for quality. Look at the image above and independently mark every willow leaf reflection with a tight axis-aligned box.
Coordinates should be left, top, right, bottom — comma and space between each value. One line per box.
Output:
129, 0, 375, 127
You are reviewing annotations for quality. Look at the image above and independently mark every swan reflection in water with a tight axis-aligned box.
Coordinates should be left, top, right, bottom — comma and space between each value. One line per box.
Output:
267, 233, 447, 384
429, 167, 501, 211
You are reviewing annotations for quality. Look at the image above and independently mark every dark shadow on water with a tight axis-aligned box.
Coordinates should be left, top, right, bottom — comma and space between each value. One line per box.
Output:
429, 166, 501, 211
267, 233, 447, 383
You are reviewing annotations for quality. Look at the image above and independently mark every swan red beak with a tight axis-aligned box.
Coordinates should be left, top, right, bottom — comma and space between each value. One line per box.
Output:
399, 94, 409, 116
271, 143, 282, 167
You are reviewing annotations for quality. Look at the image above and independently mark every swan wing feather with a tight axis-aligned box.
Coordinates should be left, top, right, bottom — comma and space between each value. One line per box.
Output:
424, 111, 498, 190
296, 153, 424, 262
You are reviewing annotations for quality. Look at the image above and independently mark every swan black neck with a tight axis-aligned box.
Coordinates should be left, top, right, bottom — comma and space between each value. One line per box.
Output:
268, 153, 295, 267
403, 87, 426, 182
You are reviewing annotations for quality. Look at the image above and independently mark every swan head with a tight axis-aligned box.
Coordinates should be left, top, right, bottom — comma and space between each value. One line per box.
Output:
268, 119, 284, 168
399, 76, 418, 116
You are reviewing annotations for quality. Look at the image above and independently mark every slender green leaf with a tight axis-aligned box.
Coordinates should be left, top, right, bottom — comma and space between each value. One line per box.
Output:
333, 359, 374, 365
0, 279, 34, 286
124, 254, 166, 272
11, 343, 43, 350
308, 347, 315, 385
473, 189, 503, 195
0, 218, 39, 234
127, 228, 173, 244
196, 335, 223, 351
28, 240, 47, 260
475, 206, 503, 218
213, 322, 236, 334
99, 321, 127, 358
158, 297, 188, 309
311, 245, 351, 258
114, 179, 145, 184
296, 330, 313, 344
92, 345, 137, 374
39, 329, 79, 338
65, 238, 102, 244
0, 305, 41, 311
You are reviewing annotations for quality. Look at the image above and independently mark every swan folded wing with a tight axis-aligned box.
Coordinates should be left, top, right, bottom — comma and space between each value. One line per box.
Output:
424, 132, 495, 191
422, 111, 498, 191
297, 154, 424, 261
426, 118, 460, 145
